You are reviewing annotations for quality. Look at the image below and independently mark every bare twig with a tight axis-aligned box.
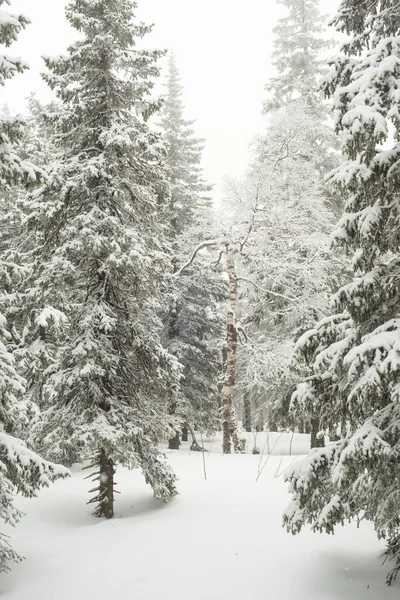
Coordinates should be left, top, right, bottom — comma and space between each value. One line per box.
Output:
256, 432, 284, 482
274, 456, 298, 479
200, 431, 207, 481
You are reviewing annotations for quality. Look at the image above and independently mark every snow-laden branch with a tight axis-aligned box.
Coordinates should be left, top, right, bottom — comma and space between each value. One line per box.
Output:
237, 276, 296, 302
174, 239, 223, 276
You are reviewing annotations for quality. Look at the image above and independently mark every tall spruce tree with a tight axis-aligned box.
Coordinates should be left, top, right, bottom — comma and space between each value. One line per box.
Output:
0, 0, 68, 571
161, 54, 211, 237
161, 55, 225, 449
264, 0, 330, 113
284, 0, 400, 584
24, 0, 179, 518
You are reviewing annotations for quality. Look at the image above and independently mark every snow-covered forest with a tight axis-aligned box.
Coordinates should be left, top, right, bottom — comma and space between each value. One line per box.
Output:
1, 0, 400, 598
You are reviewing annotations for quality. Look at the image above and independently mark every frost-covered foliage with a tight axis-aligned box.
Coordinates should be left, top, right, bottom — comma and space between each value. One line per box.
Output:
161, 54, 212, 236
0, 1, 40, 188
231, 0, 340, 436
231, 102, 338, 432
264, 0, 331, 113
23, 0, 179, 513
284, 0, 400, 584
160, 55, 225, 441
0, 4, 69, 571
0, 11, 44, 317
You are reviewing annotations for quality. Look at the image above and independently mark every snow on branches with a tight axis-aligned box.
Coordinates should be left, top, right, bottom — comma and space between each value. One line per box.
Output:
285, 0, 400, 584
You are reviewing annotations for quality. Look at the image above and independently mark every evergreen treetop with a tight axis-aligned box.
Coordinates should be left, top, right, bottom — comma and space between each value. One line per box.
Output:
264, 0, 331, 112
161, 53, 212, 238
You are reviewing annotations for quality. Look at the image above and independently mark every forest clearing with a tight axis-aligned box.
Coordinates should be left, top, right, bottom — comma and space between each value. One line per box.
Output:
1, 434, 398, 600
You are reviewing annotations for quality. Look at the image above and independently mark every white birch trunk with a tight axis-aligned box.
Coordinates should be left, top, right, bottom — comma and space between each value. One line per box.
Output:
221, 246, 241, 454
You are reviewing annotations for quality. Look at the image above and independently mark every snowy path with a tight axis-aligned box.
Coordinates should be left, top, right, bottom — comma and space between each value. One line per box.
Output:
1, 435, 399, 600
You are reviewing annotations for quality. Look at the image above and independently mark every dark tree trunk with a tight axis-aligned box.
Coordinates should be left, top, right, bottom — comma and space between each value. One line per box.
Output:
269, 421, 278, 432
167, 292, 181, 450
168, 431, 180, 449
181, 423, 189, 442
98, 448, 114, 519
329, 424, 340, 441
310, 417, 324, 449
255, 409, 264, 432
186, 422, 206, 452
243, 392, 252, 432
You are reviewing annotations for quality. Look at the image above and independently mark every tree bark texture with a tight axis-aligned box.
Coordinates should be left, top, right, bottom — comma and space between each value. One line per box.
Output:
167, 296, 181, 449
310, 417, 325, 449
98, 448, 114, 519
221, 247, 240, 454
243, 392, 252, 432
181, 423, 189, 442
168, 431, 181, 450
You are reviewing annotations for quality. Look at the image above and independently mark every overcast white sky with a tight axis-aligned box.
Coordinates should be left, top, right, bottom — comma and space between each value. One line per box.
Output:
4, 0, 339, 202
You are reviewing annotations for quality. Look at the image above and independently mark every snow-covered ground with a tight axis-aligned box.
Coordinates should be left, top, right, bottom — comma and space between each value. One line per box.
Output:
1, 432, 398, 600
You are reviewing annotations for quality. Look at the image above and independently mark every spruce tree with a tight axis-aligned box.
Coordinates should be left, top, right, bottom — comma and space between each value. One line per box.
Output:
0, 1, 68, 571
264, 0, 330, 113
161, 55, 225, 448
284, 0, 400, 584
25, 0, 179, 518
161, 54, 211, 236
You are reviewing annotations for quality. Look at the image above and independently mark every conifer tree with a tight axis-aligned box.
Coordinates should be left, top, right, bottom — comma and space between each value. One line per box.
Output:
25, 0, 179, 518
0, 0, 68, 571
161, 54, 211, 237
284, 0, 400, 584
160, 55, 225, 448
264, 0, 330, 113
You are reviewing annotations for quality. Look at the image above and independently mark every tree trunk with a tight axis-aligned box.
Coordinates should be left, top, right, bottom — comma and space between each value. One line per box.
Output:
98, 448, 114, 519
329, 424, 340, 441
167, 296, 181, 450
243, 392, 252, 432
181, 423, 189, 442
255, 407, 265, 432
221, 246, 239, 454
186, 422, 206, 452
168, 431, 180, 450
310, 417, 324, 449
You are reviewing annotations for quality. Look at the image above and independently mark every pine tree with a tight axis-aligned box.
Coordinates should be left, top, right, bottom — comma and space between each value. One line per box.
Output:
24, 0, 179, 518
0, 1, 68, 572
161, 54, 211, 236
284, 0, 400, 584
264, 0, 330, 113
160, 55, 225, 448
